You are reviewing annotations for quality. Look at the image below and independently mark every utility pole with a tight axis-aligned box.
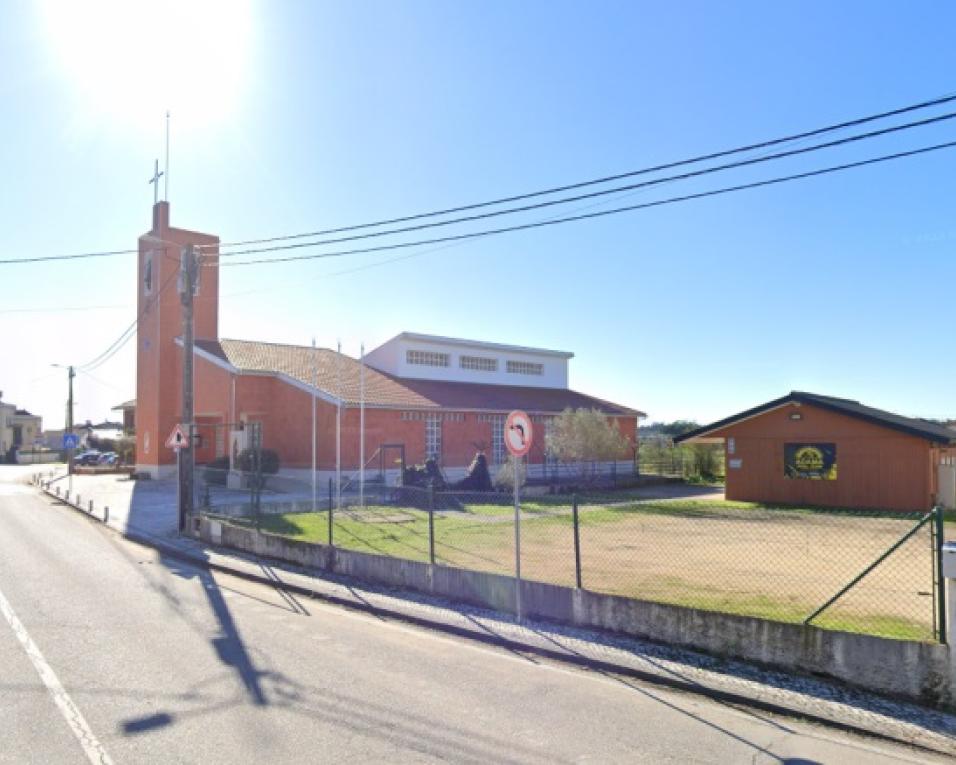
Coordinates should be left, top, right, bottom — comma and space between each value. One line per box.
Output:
66, 364, 74, 455
52, 364, 76, 490
66, 365, 75, 496
178, 244, 198, 532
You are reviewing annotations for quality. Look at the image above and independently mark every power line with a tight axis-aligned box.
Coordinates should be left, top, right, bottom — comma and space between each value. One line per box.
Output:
216, 139, 956, 268
77, 368, 125, 393
78, 267, 178, 372
2, 92, 954, 268
200, 91, 956, 251
213, 110, 956, 259
0, 247, 137, 266
221, 139, 733, 299
0, 303, 131, 314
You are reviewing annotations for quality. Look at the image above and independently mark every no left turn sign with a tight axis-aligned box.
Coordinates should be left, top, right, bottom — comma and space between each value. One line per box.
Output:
504, 410, 533, 457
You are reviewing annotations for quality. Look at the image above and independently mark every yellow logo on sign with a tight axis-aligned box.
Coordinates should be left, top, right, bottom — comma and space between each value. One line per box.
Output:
794, 446, 824, 472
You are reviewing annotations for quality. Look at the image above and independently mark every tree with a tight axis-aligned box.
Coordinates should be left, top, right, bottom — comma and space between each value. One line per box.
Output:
639, 420, 700, 437
494, 454, 526, 490
546, 407, 631, 481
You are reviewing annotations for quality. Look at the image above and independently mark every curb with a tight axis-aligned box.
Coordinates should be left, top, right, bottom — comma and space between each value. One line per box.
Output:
32, 479, 951, 758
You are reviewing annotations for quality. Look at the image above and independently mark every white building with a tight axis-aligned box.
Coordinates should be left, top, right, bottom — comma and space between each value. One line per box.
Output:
0, 394, 43, 457
363, 332, 573, 389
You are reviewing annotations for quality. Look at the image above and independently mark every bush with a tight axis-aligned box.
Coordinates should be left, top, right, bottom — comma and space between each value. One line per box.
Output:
494, 457, 526, 490
115, 436, 135, 465
235, 448, 280, 489
682, 444, 724, 481
203, 456, 231, 486
236, 448, 279, 475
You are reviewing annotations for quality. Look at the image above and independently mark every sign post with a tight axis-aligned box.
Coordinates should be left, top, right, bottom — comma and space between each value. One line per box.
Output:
504, 410, 533, 622
62, 433, 79, 495
166, 424, 188, 532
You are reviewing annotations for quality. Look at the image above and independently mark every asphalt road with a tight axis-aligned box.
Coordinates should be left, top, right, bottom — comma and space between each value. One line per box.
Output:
0, 467, 941, 764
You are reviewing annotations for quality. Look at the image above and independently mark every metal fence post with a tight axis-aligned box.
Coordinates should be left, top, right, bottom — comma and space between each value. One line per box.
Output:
328, 477, 334, 547
428, 482, 436, 565
572, 494, 583, 589
936, 506, 947, 644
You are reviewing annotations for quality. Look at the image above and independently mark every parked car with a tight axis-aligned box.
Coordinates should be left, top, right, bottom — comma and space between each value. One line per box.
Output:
75, 450, 101, 465
98, 452, 118, 465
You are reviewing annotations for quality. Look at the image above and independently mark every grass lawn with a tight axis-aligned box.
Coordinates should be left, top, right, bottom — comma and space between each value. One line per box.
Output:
223, 498, 942, 641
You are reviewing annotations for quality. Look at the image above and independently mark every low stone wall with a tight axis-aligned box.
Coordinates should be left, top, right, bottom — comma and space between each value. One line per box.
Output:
73, 465, 134, 476
198, 517, 956, 709
15, 451, 61, 464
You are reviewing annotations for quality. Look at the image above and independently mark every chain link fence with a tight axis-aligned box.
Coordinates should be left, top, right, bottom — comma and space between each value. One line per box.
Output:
195, 459, 944, 643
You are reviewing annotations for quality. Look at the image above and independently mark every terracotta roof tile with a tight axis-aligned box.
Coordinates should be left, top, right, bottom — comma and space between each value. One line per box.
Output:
195, 338, 642, 416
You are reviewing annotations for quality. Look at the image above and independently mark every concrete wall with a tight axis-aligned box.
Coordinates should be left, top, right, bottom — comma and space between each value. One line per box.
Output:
198, 517, 956, 709
16, 451, 60, 464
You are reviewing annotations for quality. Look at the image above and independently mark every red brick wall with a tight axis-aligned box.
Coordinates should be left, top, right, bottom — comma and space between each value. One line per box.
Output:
225, 395, 641, 472
136, 203, 219, 472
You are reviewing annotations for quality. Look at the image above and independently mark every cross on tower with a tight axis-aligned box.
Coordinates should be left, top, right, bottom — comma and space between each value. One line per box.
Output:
148, 159, 164, 205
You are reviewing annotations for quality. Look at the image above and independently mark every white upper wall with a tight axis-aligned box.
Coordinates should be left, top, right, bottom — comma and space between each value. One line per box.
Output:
365, 332, 573, 389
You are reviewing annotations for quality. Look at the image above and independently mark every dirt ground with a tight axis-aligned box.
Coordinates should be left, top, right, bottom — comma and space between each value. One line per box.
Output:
239, 495, 939, 641
428, 504, 938, 640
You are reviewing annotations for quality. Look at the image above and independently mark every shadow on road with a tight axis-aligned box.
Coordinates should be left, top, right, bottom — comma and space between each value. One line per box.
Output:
158, 551, 268, 706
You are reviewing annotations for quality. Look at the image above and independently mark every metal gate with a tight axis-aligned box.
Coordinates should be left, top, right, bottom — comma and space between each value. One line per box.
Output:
804, 506, 946, 642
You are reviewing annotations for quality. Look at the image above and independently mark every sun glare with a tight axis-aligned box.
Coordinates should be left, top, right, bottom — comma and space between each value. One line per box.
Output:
38, 0, 253, 131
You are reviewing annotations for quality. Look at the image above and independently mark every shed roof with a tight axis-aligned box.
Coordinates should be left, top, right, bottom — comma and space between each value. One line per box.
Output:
674, 391, 956, 445
194, 338, 643, 416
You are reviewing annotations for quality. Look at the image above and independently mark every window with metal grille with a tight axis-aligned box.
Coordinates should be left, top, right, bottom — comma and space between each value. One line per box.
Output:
506, 360, 544, 376
460, 355, 498, 372
406, 350, 449, 367
425, 413, 442, 461
487, 414, 505, 466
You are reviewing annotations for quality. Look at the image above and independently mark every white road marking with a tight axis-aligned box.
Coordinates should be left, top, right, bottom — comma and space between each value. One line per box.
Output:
0, 583, 114, 765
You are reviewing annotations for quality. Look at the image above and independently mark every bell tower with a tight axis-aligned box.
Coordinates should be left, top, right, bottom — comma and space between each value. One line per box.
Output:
136, 200, 220, 478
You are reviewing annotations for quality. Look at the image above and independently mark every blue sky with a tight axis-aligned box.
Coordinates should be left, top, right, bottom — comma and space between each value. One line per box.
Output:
2, 1, 955, 429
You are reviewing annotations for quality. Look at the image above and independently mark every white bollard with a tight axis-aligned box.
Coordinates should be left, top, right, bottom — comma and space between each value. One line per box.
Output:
942, 542, 956, 643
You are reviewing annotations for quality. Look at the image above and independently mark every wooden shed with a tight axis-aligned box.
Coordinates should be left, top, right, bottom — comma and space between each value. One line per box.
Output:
675, 392, 956, 512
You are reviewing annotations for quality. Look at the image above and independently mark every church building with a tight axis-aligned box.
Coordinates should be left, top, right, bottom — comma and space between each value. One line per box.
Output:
135, 202, 643, 482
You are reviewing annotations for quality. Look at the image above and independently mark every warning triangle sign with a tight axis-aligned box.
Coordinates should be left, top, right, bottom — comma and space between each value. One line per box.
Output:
165, 424, 189, 450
